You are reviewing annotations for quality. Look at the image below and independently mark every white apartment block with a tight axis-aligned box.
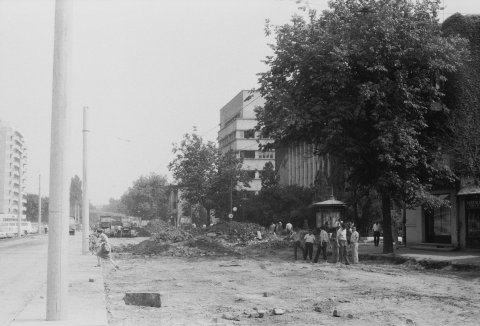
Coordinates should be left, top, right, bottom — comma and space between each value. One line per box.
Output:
0, 121, 27, 216
218, 90, 274, 192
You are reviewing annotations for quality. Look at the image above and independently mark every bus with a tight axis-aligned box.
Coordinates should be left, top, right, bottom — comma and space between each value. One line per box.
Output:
0, 214, 33, 238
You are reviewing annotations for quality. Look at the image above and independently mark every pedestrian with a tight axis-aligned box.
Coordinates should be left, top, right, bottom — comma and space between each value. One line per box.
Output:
95, 229, 119, 269
337, 223, 350, 265
330, 223, 339, 263
285, 222, 293, 234
350, 226, 360, 264
290, 228, 304, 260
303, 230, 315, 261
314, 225, 331, 263
269, 222, 276, 234
276, 221, 283, 235
373, 222, 380, 247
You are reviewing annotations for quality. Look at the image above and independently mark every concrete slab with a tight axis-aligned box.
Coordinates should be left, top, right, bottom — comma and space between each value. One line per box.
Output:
11, 233, 108, 326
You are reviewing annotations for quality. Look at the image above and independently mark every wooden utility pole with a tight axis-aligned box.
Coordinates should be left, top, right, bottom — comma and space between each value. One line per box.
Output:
46, 0, 73, 320
82, 106, 89, 254
38, 174, 42, 234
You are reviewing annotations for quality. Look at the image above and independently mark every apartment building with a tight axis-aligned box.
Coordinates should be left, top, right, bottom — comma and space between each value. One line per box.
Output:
218, 90, 274, 192
0, 121, 27, 217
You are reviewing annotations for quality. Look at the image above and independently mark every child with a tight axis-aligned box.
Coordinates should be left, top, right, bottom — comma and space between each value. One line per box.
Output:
95, 229, 119, 269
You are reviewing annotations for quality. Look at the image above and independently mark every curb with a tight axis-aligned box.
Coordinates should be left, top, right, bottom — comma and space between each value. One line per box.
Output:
359, 253, 480, 271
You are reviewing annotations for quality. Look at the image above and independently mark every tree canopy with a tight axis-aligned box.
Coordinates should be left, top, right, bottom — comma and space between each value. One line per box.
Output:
256, 0, 469, 252
120, 173, 169, 220
168, 132, 251, 222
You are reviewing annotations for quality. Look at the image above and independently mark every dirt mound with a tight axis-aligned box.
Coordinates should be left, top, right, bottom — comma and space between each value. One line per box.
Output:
193, 221, 264, 243
148, 220, 193, 243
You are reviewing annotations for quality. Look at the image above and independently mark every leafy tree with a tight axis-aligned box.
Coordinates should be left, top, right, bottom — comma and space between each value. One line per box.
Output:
121, 173, 169, 220
168, 132, 251, 223
260, 161, 279, 189
256, 0, 469, 252
100, 198, 127, 214
25, 193, 49, 222
442, 14, 480, 182
70, 175, 82, 218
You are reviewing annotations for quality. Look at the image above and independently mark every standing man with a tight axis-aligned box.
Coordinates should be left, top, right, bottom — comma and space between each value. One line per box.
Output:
350, 226, 360, 264
330, 223, 339, 263
373, 222, 380, 247
303, 230, 315, 261
290, 228, 304, 260
285, 221, 293, 234
337, 223, 350, 265
314, 225, 331, 263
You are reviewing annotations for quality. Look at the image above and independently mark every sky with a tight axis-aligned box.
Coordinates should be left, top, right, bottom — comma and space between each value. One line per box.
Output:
1, 0, 479, 206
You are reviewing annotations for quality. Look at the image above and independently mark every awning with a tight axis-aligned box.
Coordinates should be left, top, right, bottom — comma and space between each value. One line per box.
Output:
311, 196, 346, 207
457, 185, 480, 196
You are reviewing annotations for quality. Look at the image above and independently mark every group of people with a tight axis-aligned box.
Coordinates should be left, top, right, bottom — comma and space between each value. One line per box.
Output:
269, 221, 293, 236
89, 229, 119, 269
290, 222, 360, 265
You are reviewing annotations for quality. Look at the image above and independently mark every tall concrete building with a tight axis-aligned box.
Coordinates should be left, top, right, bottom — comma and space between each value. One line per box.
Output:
218, 90, 274, 192
0, 121, 27, 216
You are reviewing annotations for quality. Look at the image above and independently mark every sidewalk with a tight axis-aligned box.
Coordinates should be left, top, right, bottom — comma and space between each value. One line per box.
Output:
11, 233, 108, 326
358, 242, 480, 270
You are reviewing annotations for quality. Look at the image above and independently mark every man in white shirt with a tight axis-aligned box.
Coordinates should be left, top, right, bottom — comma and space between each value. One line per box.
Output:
314, 226, 332, 263
337, 223, 350, 265
303, 230, 316, 261
350, 226, 360, 264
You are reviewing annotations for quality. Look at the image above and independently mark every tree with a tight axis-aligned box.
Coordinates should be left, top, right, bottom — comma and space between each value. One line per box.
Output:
256, 0, 469, 253
121, 173, 169, 220
260, 161, 279, 189
100, 198, 127, 214
25, 193, 49, 222
70, 175, 82, 218
168, 132, 251, 223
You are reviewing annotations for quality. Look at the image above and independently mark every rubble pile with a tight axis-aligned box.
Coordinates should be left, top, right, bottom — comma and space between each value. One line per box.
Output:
148, 220, 193, 243
116, 220, 294, 258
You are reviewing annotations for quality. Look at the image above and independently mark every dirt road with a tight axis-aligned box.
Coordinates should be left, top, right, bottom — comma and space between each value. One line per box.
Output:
103, 238, 480, 326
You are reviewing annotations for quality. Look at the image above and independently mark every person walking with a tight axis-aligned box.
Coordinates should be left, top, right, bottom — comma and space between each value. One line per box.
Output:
95, 229, 119, 269
350, 226, 360, 264
337, 223, 350, 265
373, 222, 381, 247
303, 230, 315, 261
314, 225, 331, 263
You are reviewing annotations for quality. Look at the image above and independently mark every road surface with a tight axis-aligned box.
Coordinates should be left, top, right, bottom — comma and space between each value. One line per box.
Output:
0, 235, 48, 325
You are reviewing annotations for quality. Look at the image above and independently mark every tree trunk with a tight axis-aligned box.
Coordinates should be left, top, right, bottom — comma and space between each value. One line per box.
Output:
381, 194, 394, 254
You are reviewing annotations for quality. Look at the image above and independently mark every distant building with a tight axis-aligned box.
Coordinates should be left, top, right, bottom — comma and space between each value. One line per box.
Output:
0, 121, 27, 217
218, 90, 274, 192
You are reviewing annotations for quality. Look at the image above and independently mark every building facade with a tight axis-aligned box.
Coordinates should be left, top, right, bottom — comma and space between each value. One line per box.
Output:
0, 121, 27, 217
218, 90, 274, 192
275, 143, 326, 188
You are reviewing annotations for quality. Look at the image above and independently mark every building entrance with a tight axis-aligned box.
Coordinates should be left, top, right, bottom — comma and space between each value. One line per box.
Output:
424, 194, 451, 244
465, 195, 480, 248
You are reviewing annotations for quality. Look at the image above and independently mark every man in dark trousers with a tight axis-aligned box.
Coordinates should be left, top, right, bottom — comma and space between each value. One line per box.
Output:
290, 228, 304, 260
303, 229, 316, 261
314, 225, 331, 263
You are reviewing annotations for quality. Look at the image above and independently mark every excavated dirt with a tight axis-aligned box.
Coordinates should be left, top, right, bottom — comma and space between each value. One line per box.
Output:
104, 232, 480, 326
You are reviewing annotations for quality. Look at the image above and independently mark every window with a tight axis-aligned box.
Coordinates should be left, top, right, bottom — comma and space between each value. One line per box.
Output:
244, 129, 255, 139
258, 151, 275, 159
240, 150, 256, 159
245, 170, 256, 179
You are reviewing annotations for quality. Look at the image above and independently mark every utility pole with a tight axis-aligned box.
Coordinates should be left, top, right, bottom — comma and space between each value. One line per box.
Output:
38, 174, 42, 234
46, 0, 72, 320
17, 154, 23, 237
82, 106, 89, 254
